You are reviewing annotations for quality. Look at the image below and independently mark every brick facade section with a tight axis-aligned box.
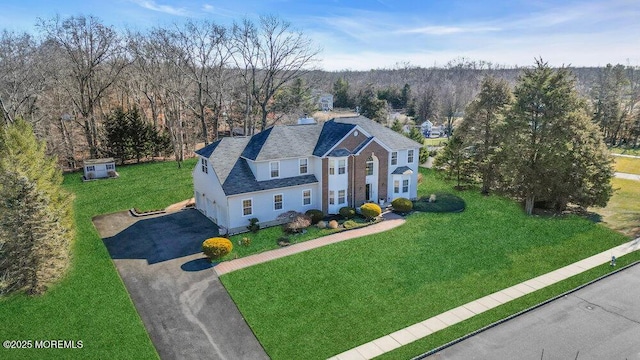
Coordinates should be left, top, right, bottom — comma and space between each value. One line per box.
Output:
334, 130, 369, 152
351, 141, 389, 208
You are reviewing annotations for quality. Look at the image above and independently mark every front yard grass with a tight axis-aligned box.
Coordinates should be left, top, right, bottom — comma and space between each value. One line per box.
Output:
0, 158, 197, 360
614, 156, 640, 175
592, 177, 640, 237
220, 168, 631, 360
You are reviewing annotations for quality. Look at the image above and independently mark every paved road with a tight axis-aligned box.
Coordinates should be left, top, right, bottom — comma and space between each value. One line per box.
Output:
94, 209, 268, 360
424, 263, 640, 360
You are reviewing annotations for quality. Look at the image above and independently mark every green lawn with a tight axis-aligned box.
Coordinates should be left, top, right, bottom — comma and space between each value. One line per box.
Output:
614, 156, 640, 175
424, 137, 448, 146
220, 168, 630, 360
0, 159, 197, 360
593, 178, 640, 237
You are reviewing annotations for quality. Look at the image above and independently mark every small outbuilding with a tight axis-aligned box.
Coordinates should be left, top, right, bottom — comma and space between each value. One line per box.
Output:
83, 158, 117, 180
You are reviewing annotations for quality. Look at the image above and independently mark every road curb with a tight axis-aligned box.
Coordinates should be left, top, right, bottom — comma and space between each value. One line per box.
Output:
412, 259, 640, 360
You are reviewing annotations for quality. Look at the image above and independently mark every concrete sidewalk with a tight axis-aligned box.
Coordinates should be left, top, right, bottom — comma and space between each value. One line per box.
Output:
330, 237, 640, 360
615, 172, 640, 181
214, 212, 405, 276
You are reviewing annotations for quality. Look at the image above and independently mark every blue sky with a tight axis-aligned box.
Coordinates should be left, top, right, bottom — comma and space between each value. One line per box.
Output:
2, 0, 640, 71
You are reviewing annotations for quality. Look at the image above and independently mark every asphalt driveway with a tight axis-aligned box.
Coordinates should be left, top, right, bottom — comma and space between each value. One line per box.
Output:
94, 209, 268, 360
424, 263, 640, 360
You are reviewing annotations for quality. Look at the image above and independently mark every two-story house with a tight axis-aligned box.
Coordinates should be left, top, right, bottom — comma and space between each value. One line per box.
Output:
193, 116, 423, 234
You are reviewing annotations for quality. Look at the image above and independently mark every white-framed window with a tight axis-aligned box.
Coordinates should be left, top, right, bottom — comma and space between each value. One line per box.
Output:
329, 190, 335, 205
303, 189, 312, 205
270, 161, 279, 178
329, 160, 335, 175
407, 149, 414, 163
273, 194, 283, 210
403, 179, 409, 193
242, 199, 253, 216
299, 158, 308, 174
394, 180, 400, 194
365, 157, 373, 176
86, 165, 95, 172
391, 151, 398, 165
338, 159, 346, 174
106, 164, 115, 170
338, 190, 346, 204
201, 158, 208, 174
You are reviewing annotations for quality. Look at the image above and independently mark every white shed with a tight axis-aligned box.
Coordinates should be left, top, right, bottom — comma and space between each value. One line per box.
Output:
83, 158, 117, 180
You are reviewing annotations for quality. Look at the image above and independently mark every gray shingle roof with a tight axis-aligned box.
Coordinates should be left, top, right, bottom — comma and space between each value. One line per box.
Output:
334, 116, 423, 150
222, 158, 318, 196
312, 120, 356, 156
327, 148, 351, 157
208, 137, 251, 184
242, 125, 324, 161
391, 166, 413, 174
195, 141, 220, 158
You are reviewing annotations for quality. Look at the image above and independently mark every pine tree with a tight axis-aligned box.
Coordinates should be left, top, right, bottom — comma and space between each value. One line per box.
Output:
0, 119, 74, 295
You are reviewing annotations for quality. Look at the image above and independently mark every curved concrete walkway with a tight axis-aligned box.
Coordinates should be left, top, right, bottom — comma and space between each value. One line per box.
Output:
214, 212, 405, 276
615, 172, 640, 181
330, 237, 640, 360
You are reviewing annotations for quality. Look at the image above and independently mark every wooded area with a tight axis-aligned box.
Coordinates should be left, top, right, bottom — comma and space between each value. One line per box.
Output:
0, 14, 639, 170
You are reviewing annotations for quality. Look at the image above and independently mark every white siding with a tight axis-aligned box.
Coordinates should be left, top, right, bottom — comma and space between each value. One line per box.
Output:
386, 147, 420, 201
327, 157, 349, 214
193, 157, 230, 229
226, 184, 321, 230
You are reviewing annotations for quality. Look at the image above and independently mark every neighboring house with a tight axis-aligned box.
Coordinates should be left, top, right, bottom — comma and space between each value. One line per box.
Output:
193, 116, 422, 234
421, 120, 433, 137
83, 158, 116, 180
317, 93, 334, 111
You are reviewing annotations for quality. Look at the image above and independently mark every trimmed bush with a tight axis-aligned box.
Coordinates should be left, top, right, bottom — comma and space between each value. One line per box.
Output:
239, 237, 251, 247
247, 218, 260, 233
343, 220, 357, 229
328, 220, 339, 229
360, 203, 382, 219
391, 197, 413, 213
413, 192, 465, 213
202, 237, 233, 260
283, 214, 312, 234
276, 211, 299, 221
339, 206, 356, 219
317, 220, 327, 229
305, 209, 324, 224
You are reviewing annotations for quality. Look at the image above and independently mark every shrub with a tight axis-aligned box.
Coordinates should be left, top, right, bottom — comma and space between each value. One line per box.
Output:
87, 172, 95, 179
391, 197, 413, 213
277, 210, 299, 221
202, 237, 233, 260
247, 218, 260, 233
317, 220, 327, 229
343, 220, 358, 229
429, 194, 437, 203
283, 214, 312, 234
339, 206, 356, 219
360, 203, 382, 219
413, 193, 465, 213
305, 209, 324, 224
239, 237, 251, 247
277, 236, 290, 246
328, 220, 339, 229
107, 170, 117, 178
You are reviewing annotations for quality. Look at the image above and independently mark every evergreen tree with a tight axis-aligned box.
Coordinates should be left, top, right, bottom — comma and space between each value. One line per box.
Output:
434, 135, 476, 189
333, 77, 352, 108
455, 76, 513, 194
502, 59, 613, 214
391, 118, 403, 133
358, 84, 388, 123
0, 119, 74, 295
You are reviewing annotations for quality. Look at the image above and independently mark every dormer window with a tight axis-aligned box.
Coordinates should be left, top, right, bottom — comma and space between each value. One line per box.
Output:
270, 161, 279, 178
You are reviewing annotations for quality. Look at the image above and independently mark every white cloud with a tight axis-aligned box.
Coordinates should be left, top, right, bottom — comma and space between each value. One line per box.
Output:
129, 0, 189, 16
398, 25, 500, 36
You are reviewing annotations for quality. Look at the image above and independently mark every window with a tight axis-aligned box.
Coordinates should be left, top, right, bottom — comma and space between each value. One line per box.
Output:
86, 165, 95, 172
201, 158, 208, 174
394, 180, 400, 194
365, 157, 373, 176
242, 199, 252, 216
329, 160, 335, 175
391, 152, 398, 165
299, 158, 308, 174
303, 189, 312, 205
338, 159, 346, 174
106, 164, 115, 170
403, 179, 409, 193
407, 149, 414, 163
329, 190, 335, 205
270, 161, 279, 178
273, 194, 283, 210
338, 190, 346, 204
